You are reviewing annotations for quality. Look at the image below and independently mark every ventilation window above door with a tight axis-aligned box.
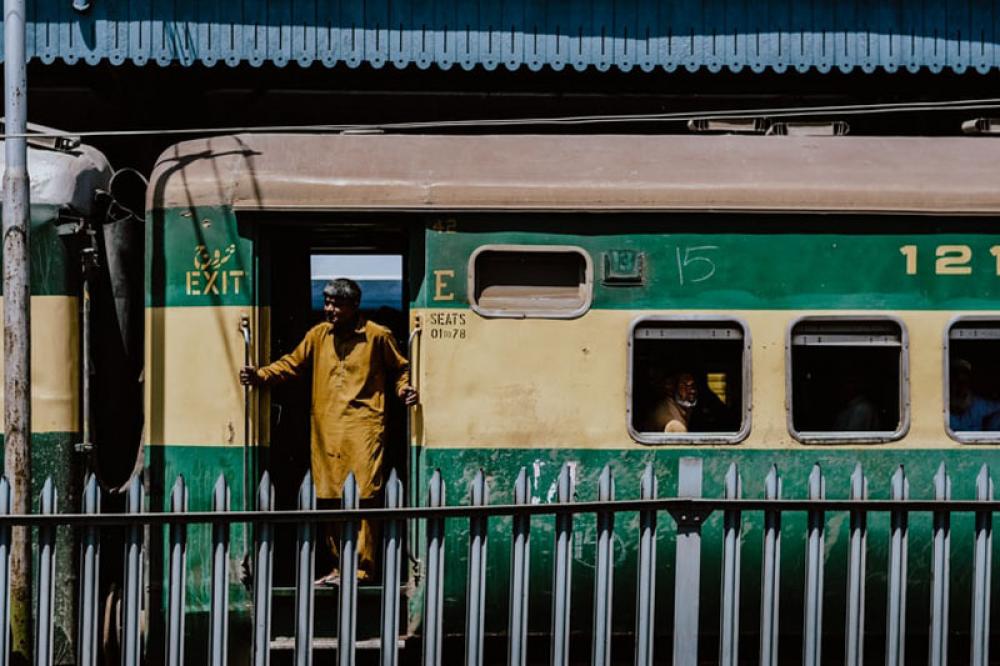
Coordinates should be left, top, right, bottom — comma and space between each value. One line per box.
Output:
468, 245, 593, 319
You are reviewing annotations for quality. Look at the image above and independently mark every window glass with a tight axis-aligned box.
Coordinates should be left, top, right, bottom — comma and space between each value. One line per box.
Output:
789, 318, 905, 439
470, 246, 592, 318
947, 321, 1000, 437
629, 319, 749, 443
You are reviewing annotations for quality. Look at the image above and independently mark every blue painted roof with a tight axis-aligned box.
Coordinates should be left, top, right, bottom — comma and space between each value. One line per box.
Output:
16, 0, 1000, 73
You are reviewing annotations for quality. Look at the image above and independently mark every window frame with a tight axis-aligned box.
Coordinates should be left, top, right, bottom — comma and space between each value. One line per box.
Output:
943, 315, 1000, 444
467, 244, 594, 320
626, 314, 753, 445
786, 314, 910, 444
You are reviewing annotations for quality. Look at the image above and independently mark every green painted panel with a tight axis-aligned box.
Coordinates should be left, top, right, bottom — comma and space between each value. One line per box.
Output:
0, 432, 81, 665
149, 211, 1000, 311
418, 446, 1000, 658
144, 444, 261, 662
149, 441, 1000, 656
146, 206, 253, 307
0, 207, 78, 296
0, 431, 82, 496
144, 444, 253, 601
419, 217, 1000, 310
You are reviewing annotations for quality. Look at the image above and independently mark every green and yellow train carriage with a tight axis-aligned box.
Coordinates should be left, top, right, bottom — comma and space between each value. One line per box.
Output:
146, 132, 1000, 661
0, 135, 123, 664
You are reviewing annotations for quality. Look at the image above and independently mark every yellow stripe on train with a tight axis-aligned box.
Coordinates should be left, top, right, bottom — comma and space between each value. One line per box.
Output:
413, 308, 985, 451
0, 296, 79, 433
144, 305, 270, 447
145, 304, 992, 450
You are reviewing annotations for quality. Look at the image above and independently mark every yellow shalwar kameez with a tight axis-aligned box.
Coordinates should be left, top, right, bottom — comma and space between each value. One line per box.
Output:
255, 318, 410, 574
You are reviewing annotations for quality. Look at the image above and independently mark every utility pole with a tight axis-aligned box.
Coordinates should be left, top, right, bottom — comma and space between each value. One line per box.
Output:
3, 0, 31, 662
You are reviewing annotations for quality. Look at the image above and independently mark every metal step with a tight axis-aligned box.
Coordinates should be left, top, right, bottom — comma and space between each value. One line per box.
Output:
269, 585, 401, 643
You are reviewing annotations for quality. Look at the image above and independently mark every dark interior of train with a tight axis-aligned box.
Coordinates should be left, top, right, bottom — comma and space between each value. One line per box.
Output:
791, 346, 902, 433
260, 220, 410, 587
948, 325, 1000, 433
790, 320, 904, 434
630, 323, 745, 436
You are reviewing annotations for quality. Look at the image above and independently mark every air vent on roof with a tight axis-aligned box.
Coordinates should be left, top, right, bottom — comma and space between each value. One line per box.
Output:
766, 121, 850, 136
687, 118, 768, 134
961, 118, 1000, 135
688, 118, 848, 136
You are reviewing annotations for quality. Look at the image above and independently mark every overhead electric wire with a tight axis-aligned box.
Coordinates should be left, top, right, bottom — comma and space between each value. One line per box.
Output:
4, 95, 1000, 139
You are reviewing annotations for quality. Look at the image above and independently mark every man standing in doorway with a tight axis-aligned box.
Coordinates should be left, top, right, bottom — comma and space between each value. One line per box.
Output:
240, 278, 418, 584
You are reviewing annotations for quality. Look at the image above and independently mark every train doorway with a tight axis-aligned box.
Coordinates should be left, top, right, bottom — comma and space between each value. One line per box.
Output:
256, 220, 412, 652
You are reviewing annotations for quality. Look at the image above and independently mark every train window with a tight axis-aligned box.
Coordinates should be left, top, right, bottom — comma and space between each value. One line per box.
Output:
945, 319, 1000, 442
627, 317, 751, 444
468, 245, 593, 319
788, 317, 908, 443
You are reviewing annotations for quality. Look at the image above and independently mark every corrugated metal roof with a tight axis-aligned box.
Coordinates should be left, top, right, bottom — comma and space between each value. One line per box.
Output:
15, 0, 1000, 73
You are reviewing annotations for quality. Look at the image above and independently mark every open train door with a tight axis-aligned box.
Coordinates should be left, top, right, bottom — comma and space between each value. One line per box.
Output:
256, 219, 413, 654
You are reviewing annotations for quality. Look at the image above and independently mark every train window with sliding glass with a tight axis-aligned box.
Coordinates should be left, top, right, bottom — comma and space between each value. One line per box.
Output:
628, 317, 751, 444
946, 319, 1000, 442
468, 245, 593, 319
788, 317, 908, 443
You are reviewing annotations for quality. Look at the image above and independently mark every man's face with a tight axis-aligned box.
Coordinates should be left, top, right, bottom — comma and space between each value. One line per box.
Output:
675, 374, 698, 405
951, 370, 972, 401
324, 296, 359, 328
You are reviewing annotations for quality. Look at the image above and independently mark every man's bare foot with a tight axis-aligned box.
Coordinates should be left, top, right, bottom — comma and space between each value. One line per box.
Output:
314, 568, 374, 586
314, 569, 340, 587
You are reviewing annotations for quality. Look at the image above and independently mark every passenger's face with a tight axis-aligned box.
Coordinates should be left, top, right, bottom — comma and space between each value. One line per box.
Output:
951, 371, 972, 399
676, 374, 698, 403
325, 297, 358, 328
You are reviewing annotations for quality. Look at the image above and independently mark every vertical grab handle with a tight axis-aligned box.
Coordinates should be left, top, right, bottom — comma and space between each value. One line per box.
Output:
240, 314, 252, 512
239, 314, 254, 574
407, 319, 422, 397
406, 321, 422, 454
406, 320, 423, 570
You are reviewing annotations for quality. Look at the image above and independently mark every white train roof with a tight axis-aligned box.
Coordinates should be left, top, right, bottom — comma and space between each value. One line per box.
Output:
0, 141, 111, 216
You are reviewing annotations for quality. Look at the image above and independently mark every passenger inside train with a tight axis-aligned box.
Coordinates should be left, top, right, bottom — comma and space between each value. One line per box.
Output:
630, 320, 745, 438
660, 372, 698, 433
830, 370, 882, 432
789, 319, 902, 436
949, 358, 1000, 432
946, 320, 1000, 434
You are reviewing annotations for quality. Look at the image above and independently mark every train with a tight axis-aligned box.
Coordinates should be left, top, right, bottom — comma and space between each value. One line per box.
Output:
0, 129, 147, 662
13, 130, 1000, 662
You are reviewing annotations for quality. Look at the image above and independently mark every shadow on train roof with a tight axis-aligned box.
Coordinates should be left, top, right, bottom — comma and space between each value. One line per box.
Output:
148, 132, 1000, 215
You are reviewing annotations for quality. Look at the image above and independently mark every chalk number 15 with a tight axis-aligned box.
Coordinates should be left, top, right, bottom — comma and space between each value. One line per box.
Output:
899, 244, 1000, 276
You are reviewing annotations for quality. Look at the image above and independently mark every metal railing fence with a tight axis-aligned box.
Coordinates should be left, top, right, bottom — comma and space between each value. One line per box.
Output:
0, 458, 995, 665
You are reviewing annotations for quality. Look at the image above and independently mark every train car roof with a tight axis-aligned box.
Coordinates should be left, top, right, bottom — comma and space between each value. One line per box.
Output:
0, 142, 111, 215
148, 133, 1000, 215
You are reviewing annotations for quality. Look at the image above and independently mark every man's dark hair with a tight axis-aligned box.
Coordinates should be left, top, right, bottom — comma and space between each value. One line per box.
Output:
322, 278, 362, 305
